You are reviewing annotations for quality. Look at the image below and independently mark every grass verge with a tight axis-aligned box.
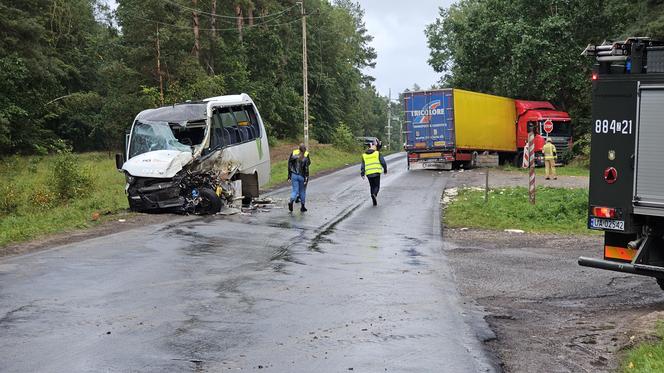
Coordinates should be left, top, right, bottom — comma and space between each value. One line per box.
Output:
444, 186, 594, 234
500, 163, 589, 177
0, 153, 128, 247
266, 142, 361, 188
0, 142, 361, 247
621, 322, 664, 372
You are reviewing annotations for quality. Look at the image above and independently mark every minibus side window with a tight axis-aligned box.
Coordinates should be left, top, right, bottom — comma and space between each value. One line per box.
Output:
244, 105, 261, 138
219, 107, 241, 145
232, 106, 254, 142
210, 111, 225, 149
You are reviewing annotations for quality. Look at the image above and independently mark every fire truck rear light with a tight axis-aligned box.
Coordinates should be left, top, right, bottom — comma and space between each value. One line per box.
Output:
592, 206, 616, 218
592, 72, 599, 80
604, 167, 618, 184
408, 153, 419, 159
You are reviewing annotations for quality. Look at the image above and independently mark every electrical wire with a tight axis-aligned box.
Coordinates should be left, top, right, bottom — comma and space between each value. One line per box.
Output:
125, 13, 302, 32
159, 0, 299, 20
128, 2, 296, 27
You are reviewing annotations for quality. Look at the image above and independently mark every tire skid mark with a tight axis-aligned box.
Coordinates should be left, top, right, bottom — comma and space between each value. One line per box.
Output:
308, 202, 362, 253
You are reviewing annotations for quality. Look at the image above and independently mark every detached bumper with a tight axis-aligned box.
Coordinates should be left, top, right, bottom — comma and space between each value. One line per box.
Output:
578, 256, 664, 279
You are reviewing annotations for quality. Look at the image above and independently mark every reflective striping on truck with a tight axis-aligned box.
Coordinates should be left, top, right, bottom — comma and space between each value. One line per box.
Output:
419, 152, 444, 159
604, 245, 637, 261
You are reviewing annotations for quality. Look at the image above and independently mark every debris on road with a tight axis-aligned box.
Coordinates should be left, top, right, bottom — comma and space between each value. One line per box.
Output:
218, 207, 241, 216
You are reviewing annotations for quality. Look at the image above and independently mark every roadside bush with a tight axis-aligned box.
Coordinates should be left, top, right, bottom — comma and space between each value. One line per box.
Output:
332, 122, 360, 152
559, 148, 575, 165
30, 185, 57, 209
0, 184, 19, 215
53, 152, 94, 201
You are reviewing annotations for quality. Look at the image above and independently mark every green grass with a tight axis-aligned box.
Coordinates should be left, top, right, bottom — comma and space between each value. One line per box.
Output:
621, 322, 664, 373
0, 153, 128, 247
444, 186, 594, 234
266, 144, 361, 188
0, 144, 362, 247
500, 163, 589, 177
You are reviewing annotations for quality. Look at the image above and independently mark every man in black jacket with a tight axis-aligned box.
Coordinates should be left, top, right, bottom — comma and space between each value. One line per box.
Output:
360, 142, 387, 206
287, 144, 310, 212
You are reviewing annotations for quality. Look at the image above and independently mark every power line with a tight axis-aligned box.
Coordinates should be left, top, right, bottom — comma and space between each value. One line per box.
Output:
159, 0, 298, 20
125, 13, 302, 32
163, 2, 298, 27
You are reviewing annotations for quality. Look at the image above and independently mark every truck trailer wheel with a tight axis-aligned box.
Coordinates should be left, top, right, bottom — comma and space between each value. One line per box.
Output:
471, 151, 479, 168
513, 151, 524, 167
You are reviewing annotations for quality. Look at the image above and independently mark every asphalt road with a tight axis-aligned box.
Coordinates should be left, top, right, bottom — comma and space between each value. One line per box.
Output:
0, 153, 497, 372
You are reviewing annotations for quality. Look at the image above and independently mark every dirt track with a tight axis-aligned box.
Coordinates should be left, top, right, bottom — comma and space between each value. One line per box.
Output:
445, 169, 664, 372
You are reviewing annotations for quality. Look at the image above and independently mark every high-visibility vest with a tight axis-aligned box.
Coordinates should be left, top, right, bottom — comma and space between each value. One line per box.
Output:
542, 142, 556, 160
292, 149, 309, 157
362, 151, 383, 175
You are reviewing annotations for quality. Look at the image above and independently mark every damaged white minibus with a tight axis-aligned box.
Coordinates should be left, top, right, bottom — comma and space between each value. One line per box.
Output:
115, 94, 270, 214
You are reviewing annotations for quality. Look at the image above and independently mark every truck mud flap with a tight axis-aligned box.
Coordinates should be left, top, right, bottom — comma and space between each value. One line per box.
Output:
578, 257, 664, 279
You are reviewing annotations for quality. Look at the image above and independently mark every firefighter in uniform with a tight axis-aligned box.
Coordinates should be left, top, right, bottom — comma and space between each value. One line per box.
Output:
543, 138, 557, 180
361, 142, 387, 206
287, 144, 310, 212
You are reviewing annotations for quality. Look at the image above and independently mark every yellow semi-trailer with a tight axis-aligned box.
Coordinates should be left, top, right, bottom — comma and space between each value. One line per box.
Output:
404, 89, 573, 169
453, 89, 517, 153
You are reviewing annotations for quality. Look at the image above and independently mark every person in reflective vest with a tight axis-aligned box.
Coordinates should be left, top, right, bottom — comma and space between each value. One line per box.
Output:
361, 142, 387, 206
287, 144, 311, 212
542, 138, 557, 180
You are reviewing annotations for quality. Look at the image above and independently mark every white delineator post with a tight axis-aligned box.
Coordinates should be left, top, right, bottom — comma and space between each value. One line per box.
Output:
528, 125, 536, 205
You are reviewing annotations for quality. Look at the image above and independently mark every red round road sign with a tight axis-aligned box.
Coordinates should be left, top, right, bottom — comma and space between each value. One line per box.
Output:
543, 119, 554, 134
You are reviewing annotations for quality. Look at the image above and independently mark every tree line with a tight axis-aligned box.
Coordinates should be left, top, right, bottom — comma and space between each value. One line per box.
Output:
0, 0, 390, 156
425, 0, 664, 139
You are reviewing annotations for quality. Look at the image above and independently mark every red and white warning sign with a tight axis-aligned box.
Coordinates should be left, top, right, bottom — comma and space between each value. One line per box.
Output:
543, 119, 554, 134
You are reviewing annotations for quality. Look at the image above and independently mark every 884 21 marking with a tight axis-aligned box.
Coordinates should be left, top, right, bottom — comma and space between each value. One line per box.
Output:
595, 119, 633, 135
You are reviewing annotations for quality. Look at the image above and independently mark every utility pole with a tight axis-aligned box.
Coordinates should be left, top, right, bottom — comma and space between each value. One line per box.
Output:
399, 116, 403, 150
298, 2, 309, 148
192, 0, 200, 59
156, 26, 164, 106
386, 89, 391, 150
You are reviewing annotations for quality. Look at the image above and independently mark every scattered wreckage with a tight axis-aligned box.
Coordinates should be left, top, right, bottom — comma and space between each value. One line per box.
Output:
115, 94, 271, 215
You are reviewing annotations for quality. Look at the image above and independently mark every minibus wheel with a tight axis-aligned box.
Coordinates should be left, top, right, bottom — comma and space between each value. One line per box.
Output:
195, 188, 222, 214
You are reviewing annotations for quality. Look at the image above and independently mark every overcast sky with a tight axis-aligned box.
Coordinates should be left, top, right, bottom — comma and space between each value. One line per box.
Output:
356, 0, 455, 97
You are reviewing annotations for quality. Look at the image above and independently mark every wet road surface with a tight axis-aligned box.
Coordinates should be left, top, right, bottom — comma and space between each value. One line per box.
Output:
0, 154, 496, 372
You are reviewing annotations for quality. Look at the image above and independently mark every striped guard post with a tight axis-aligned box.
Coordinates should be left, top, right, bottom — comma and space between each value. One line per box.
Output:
528, 132, 536, 204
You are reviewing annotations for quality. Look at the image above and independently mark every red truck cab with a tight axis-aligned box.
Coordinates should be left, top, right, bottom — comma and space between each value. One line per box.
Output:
515, 100, 573, 164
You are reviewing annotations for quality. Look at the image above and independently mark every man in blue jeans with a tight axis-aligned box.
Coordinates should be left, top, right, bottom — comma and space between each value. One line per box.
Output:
287, 144, 311, 212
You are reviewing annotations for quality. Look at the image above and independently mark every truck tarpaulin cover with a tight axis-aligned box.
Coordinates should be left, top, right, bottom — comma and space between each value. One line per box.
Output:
404, 91, 455, 149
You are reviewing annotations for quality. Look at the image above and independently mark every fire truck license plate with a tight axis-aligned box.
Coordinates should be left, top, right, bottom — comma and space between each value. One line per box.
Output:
590, 218, 625, 231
